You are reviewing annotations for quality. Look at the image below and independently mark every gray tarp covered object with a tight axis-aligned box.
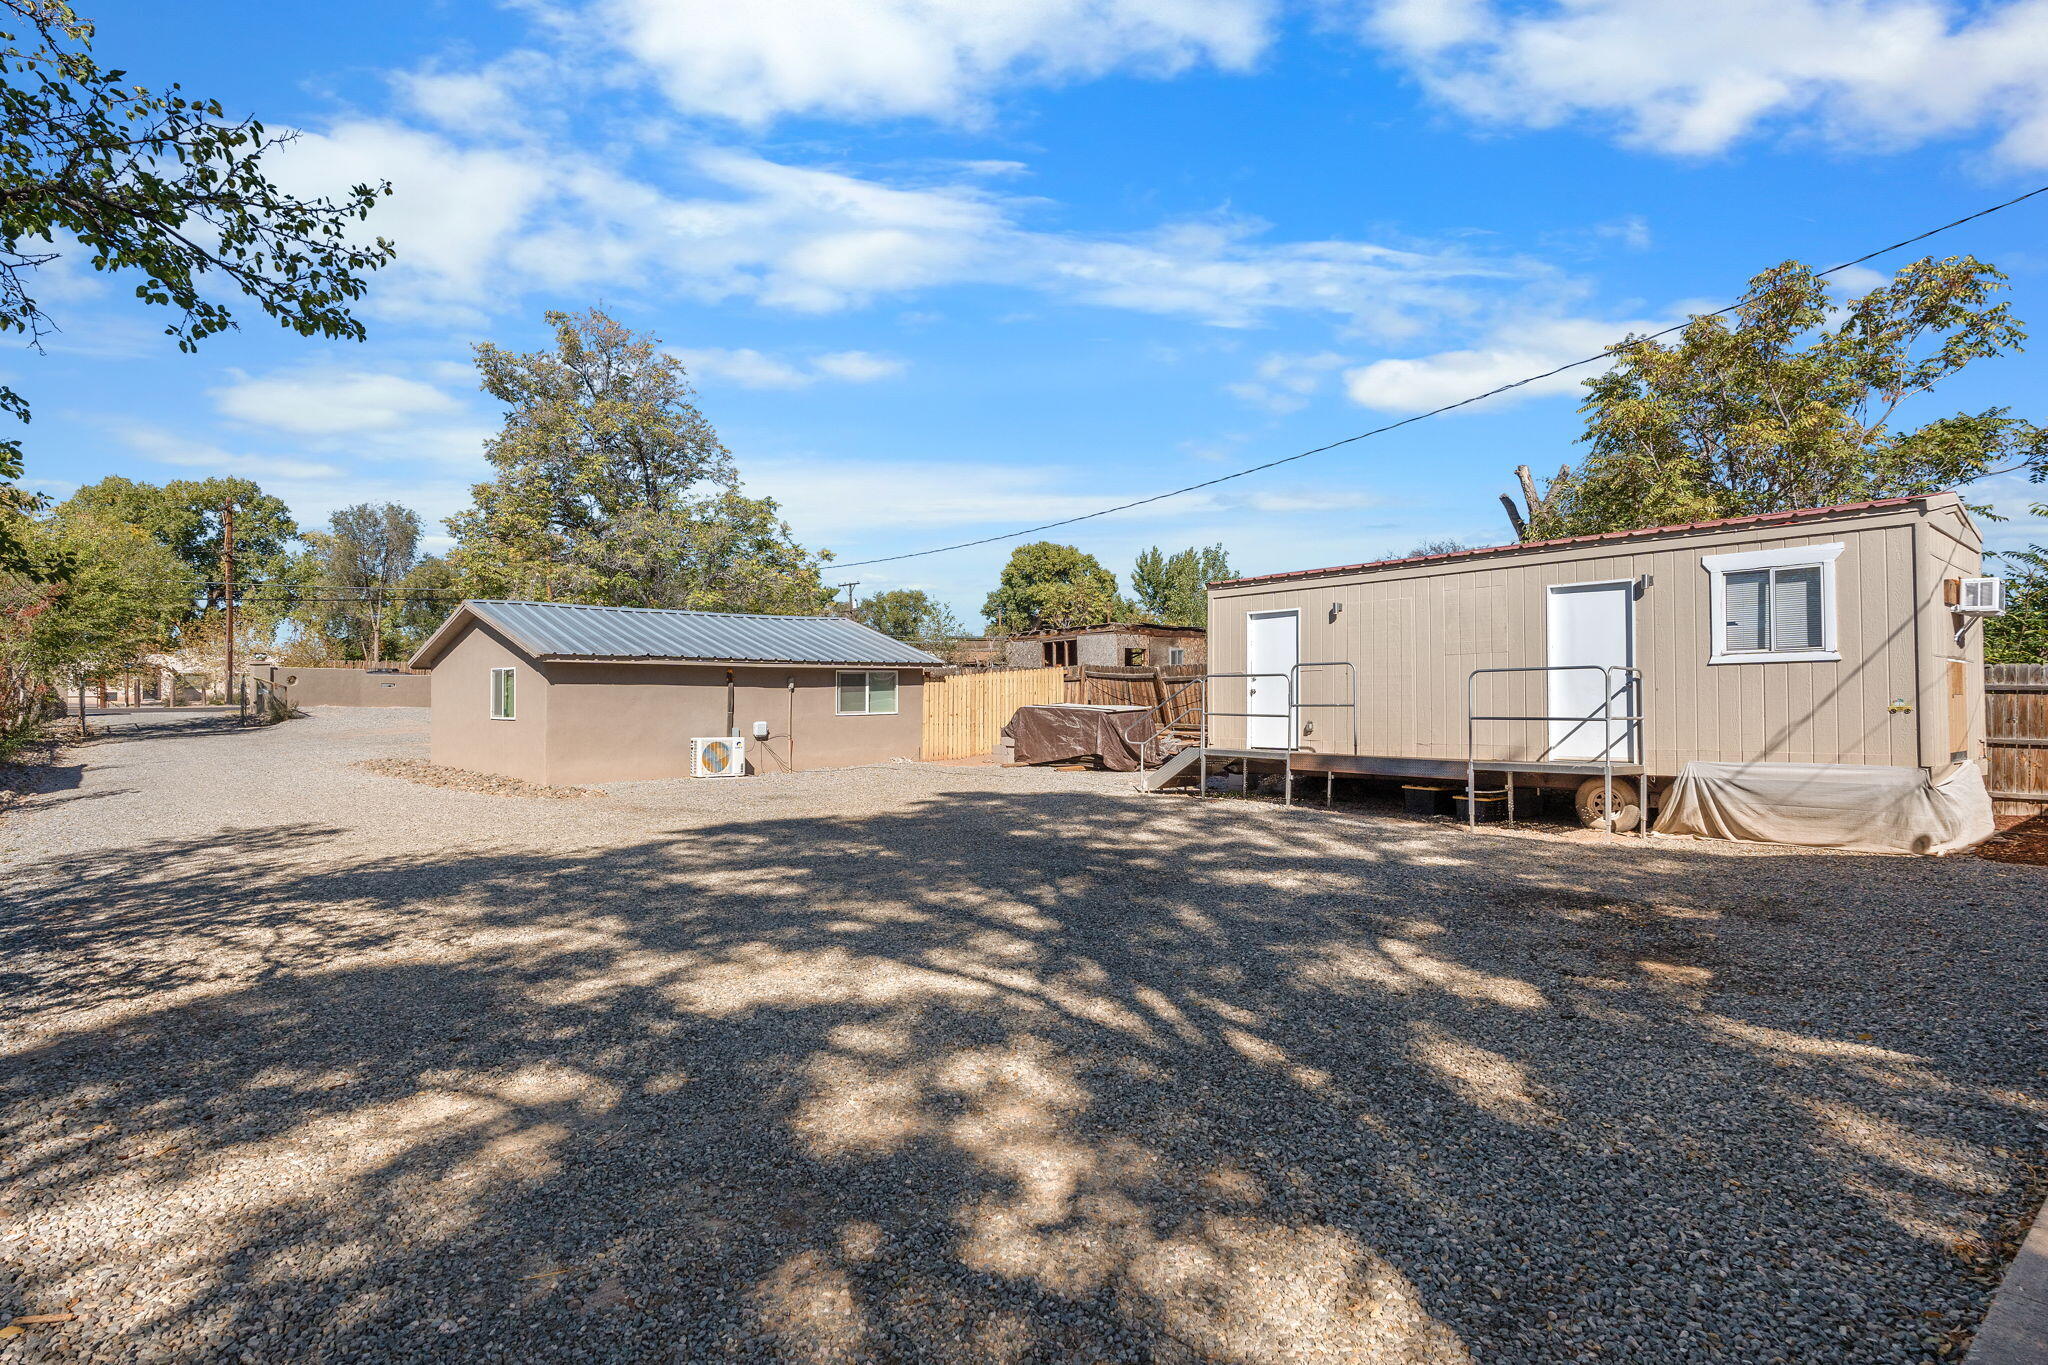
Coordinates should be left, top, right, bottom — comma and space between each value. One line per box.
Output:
1004, 704, 1159, 772
1652, 761, 1995, 855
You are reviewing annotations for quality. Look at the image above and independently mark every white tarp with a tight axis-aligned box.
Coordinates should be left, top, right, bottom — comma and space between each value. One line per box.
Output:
1652, 761, 1995, 855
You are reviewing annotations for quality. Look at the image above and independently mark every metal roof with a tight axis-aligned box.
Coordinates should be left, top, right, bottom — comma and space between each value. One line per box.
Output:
410, 600, 942, 669
1211, 495, 1941, 589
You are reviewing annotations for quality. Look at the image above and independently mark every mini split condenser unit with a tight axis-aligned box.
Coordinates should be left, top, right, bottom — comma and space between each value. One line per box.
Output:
1955, 576, 2006, 615
690, 736, 746, 778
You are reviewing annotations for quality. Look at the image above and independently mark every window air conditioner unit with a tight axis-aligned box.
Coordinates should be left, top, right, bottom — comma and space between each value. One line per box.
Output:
690, 736, 746, 778
1956, 576, 2006, 615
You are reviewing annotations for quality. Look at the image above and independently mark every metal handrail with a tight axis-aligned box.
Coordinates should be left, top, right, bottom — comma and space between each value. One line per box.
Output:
1290, 661, 1359, 758
1193, 671, 1293, 804
1464, 664, 1646, 838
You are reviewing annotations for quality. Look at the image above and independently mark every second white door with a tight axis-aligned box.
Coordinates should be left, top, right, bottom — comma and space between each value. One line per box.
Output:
1246, 609, 1298, 749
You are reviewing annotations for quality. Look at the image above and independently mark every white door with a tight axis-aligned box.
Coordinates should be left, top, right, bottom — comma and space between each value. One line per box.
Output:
1546, 582, 1636, 761
1246, 609, 1298, 749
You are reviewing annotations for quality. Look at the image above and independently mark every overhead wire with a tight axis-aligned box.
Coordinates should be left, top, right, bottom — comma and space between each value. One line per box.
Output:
834, 181, 2048, 570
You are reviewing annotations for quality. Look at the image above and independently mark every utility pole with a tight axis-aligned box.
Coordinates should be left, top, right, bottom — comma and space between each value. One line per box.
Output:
837, 581, 859, 617
221, 501, 237, 717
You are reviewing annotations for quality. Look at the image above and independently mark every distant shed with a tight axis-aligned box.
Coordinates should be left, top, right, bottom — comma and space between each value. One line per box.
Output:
408, 600, 940, 785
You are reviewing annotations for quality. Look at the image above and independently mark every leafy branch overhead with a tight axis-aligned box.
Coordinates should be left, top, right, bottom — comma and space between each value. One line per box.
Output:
1513, 256, 2048, 538
0, 0, 393, 566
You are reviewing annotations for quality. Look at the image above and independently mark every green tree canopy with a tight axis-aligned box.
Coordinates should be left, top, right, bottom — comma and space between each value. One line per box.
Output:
856, 588, 964, 644
1130, 543, 1232, 627
9, 507, 188, 732
302, 502, 421, 664
448, 309, 831, 614
0, 1, 392, 568
982, 542, 1122, 633
58, 476, 297, 614
1986, 508, 2048, 664
1519, 256, 2048, 539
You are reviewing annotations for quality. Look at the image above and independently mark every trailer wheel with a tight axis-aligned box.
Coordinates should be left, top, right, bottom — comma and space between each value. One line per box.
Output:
1573, 776, 1640, 832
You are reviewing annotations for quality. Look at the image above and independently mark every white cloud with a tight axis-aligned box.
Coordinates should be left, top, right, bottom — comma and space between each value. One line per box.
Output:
1358, 0, 2048, 165
1342, 313, 1671, 414
812, 350, 908, 381
277, 124, 1536, 332
120, 427, 347, 481
1227, 350, 1348, 411
599, 0, 1274, 125
212, 367, 464, 435
673, 347, 909, 388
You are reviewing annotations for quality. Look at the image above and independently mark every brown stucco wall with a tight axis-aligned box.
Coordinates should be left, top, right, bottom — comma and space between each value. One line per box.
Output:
264, 666, 430, 707
1002, 628, 1206, 670
542, 662, 925, 784
428, 620, 551, 784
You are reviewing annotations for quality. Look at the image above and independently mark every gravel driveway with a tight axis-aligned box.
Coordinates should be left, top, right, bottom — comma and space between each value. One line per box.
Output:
3, 707, 2044, 1363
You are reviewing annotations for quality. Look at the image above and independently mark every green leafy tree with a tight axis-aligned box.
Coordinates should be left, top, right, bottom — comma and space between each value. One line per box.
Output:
982, 542, 1122, 633
856, 588, 964, 644
302, 502, 420, 664
14, 509, 188, 733
1130, 543, 1232, 627
1518, 257, 2048, 538
1986, 510, 2048, 664
58, 475, 297, 615
448, 309, 830, 613
0, 1, 392, 567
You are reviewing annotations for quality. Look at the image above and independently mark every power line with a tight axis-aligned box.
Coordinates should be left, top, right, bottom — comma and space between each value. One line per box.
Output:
835, 181, 2048, 570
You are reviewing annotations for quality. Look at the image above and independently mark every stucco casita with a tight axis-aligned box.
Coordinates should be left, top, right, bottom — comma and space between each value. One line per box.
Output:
410, 601, 937, 786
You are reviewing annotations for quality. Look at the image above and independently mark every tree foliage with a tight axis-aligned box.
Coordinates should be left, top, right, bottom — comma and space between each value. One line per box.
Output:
1129, 543, 1232, 627
302, 502, 421, 664
0, 1, 392, 566
58, 475, 296, 614
1523, 257, 2048, 538
856, 588, 963, 644
1986, 507, 2048, 665
6, 507, 187, 730
448, 309, 831, 614
982, 542, 1122, 633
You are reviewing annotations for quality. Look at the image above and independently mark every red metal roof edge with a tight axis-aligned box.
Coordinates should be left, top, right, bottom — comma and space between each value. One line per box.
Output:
1208, 495, 1936, 589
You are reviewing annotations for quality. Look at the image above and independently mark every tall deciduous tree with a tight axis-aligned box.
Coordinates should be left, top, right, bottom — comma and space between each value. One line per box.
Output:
856, 588, 963, 644
982, 542, 1122, 633
1512, 257, 2048, 538
1130, 544, 1232, 627
12, 509, 188, 733
304, 502, 420, 664
58, 476, 297, 614
448, 309, 831, 613
0, 1, 392, 567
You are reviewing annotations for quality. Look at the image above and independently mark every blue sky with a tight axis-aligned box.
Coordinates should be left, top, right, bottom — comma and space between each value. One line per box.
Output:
17, 0, 2048, 623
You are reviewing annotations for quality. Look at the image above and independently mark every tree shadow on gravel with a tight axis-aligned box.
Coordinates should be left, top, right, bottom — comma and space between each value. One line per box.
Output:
3, 789, 2045, 1363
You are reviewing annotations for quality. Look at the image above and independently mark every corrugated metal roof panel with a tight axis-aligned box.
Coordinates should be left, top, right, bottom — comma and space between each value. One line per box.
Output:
461, 600, 942, 666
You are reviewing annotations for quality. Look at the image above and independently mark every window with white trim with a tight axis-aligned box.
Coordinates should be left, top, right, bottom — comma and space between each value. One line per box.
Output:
1702, 543, 1844, 664
489, 666, 516, 719
836, 670, 899, 715
1168, 647, 1186, 665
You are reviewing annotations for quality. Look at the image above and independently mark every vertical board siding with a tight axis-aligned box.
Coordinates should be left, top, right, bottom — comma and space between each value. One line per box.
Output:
1986, 663, 2048, 815
1208, 506, 1958, 775
920, 667, 1067, 761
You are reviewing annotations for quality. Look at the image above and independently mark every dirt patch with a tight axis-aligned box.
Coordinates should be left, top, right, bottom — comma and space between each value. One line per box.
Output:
1975, 811, 2048, 867
353, 757, 606, 800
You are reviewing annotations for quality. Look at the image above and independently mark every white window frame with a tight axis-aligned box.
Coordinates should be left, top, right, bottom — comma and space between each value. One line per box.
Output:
489, 666, 516, 719
835, 669, 900, 716
1702, 542, 1844, 665
1168, 647, 1186, 666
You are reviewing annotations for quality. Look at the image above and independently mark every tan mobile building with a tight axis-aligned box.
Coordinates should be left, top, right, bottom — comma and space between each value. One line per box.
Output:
408, 600, 939, 786
1200, 494, 1995, 849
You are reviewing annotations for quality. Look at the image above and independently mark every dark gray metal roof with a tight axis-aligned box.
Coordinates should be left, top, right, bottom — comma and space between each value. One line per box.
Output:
414, 600, 941, 668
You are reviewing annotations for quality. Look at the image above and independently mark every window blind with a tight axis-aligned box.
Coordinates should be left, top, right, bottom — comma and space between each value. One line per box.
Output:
1724, 569, 1769, 652
1771, 566, 1823, 650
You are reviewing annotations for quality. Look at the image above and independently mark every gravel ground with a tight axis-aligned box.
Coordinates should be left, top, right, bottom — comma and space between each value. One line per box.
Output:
1, 705, 2044, 1364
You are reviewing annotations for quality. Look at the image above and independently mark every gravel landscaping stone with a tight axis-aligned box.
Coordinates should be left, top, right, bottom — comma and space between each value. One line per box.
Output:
354, 756, 607, 800
0, 704, 2043, 1363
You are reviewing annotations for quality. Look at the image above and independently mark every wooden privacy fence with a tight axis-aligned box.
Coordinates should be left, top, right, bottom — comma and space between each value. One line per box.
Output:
1987, 663, 2048, 817
921, 666, 1066, 760
1065, 664, 1206, 731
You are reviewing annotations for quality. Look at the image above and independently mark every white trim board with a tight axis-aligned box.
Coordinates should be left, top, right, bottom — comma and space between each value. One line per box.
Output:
1702, 542, 1844, 665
